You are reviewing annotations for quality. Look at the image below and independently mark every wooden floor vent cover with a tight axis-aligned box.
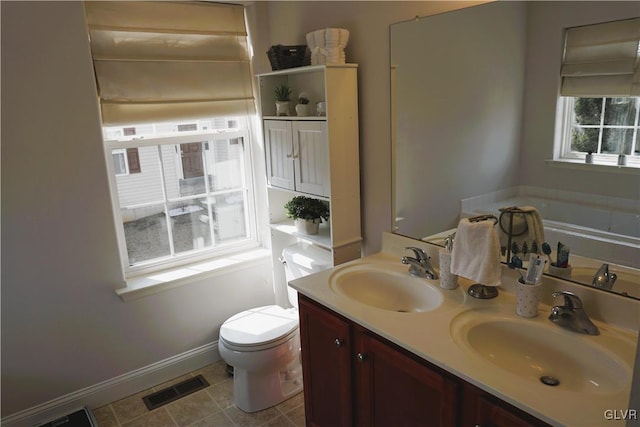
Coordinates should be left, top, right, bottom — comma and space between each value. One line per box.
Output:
142, 375, 210, 410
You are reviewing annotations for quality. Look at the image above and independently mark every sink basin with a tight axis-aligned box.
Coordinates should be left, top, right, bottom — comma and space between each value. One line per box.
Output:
329, 263, 443, 313
570, 267, 639, 298
450, 312, 634, 393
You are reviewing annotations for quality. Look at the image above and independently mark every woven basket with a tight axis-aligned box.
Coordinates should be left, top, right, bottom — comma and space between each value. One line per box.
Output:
267, 45, 310, 70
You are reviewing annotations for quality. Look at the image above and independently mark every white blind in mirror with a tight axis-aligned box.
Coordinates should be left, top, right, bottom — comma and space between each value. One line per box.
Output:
84, 1, 255, 125
561, 17, 640, 96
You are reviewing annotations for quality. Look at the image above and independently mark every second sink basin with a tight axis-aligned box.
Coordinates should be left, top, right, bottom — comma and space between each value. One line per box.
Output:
329, 263, 443, 313
450, 312, 634, 394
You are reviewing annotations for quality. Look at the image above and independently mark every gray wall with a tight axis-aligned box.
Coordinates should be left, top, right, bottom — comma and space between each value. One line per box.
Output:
1, 2, 274, 416
521, 1, 640, 201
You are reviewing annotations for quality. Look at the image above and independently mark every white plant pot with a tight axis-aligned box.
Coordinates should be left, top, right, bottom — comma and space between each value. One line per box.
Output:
294, 218, 320, 235
275, 101, 290, 116
295, 104, 310, 117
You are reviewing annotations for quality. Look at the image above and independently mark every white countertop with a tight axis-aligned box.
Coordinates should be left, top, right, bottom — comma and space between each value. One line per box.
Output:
290, 233, 639, 427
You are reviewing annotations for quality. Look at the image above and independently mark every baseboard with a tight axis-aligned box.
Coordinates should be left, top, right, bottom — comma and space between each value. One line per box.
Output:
2, 342, 221, 427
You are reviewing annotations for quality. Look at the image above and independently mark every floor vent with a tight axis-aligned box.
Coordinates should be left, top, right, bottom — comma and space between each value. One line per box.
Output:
142, 375, 210, 410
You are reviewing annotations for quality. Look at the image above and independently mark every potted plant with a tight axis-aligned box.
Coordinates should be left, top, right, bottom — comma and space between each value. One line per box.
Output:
295, 92, 310, 117
284, 195, 330, 235
274, 82, 292, 116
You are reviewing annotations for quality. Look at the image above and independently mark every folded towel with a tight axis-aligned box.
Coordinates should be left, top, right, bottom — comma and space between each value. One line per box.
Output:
498, 206, 545, 257
450, 218, 502, 286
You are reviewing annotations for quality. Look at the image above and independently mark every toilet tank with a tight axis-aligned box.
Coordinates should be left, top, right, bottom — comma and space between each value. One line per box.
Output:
282, 242, 332, 308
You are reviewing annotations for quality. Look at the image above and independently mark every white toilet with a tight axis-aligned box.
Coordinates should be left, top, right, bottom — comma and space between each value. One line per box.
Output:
218, 242, 332, 413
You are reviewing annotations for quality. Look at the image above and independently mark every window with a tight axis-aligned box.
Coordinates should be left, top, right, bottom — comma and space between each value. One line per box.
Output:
559, 97, 640, 163
84, 1, 259, 277
105, 117, 256, 274
557, 18, 640, 167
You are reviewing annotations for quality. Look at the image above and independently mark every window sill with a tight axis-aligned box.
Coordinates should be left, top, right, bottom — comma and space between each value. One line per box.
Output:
115, 247, 272, 301
545, 159, 640, 175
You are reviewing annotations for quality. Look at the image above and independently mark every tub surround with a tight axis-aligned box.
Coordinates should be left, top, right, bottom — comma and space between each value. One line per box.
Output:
290, 232, 639, 427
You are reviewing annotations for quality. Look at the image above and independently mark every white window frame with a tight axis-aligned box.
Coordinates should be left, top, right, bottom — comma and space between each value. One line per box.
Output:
111, 148, 129, 176
104, 126, 260, 279
557, 96, 640, 168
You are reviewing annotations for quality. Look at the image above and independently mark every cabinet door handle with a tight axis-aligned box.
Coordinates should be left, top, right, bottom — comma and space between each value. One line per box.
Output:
334, 338, 344, 347
356, 353, 368, 362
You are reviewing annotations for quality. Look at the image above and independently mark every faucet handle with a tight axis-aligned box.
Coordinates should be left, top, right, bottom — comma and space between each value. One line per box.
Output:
404, 246, 428, 261
551, 290, 583, 310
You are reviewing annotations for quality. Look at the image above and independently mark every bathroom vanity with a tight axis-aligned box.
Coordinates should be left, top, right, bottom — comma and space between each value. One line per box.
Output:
291, 233, 639, 427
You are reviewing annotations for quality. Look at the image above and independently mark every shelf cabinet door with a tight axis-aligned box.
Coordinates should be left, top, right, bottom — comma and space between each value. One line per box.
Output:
353, 326, 458, 427
264, 120, 295, 191
299, 295, 352, 427
293, 121, 329, 197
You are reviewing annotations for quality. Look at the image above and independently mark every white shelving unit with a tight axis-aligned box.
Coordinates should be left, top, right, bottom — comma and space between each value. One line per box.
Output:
257, 64, 361, 301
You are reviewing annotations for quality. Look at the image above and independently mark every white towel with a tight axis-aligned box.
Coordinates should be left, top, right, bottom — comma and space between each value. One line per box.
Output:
498, 206, 545, 257
450, 218, 502, 286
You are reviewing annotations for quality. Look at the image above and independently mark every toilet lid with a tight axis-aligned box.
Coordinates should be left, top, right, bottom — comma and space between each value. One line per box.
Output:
220, 305, 298, 348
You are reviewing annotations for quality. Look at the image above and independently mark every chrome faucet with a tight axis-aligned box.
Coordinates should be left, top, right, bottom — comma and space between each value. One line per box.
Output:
401, 247, 438, 280
591, 263, 617, 290
548, 291, 599, 335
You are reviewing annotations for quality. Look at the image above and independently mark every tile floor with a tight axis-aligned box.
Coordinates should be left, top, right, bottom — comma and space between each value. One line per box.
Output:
92, 360, 305, 427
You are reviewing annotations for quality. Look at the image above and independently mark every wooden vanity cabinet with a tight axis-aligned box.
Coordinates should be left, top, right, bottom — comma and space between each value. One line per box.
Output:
299, 295, 552, 427
461, 382, 552, 427
298, 295, 352, 427
353, 325, 458, 426
299, 295, 458, 427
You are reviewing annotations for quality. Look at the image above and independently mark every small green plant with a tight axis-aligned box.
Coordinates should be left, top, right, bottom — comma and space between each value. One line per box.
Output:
298, 94, 310, 105
274, 82, 292, 102
284, 196, 330, 221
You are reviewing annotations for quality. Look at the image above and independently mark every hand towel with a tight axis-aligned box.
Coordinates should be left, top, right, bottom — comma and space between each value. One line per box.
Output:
498, 206, 545, 257
450, 218, 502, 286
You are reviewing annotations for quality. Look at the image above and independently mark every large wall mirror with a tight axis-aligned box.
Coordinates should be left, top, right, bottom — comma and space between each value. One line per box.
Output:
391, 1, 640, 299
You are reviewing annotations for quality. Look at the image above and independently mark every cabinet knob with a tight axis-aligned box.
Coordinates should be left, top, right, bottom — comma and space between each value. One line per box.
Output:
334, 338, 344, 347
357, 353, 368, 362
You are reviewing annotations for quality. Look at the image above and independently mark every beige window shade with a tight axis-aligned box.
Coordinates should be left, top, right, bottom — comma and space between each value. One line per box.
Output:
85, 1, 255, 125
560, 17, 640, 97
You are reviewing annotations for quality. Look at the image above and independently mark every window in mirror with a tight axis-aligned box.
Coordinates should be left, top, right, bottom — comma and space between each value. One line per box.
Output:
557, 17, 640, 167
559, 96, 639, 165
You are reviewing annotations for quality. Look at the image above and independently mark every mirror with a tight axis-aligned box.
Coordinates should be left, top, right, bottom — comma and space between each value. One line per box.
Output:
391, 1, 640, 299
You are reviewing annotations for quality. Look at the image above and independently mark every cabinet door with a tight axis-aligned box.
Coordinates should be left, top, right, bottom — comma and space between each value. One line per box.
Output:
293, 121, 330, 197
298, 296, 352, 427
462, 383, 551, 427
264, 120, 295, 190
354, 327, 458, 427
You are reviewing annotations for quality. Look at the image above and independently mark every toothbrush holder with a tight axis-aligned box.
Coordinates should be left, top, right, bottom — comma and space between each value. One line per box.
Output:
515, 278, 542, 318
438, 249, 458, 290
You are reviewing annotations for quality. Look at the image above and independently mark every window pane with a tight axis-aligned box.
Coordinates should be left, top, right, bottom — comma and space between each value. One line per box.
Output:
114, 146, 165, 206
602, 128, 634, 154
604, 98, 636, 126
573, 98, 602, 125
159, 143, 207, 198
168, 201, 212, 254
122, 205, 171, 265
571, 127, 599, 152
207, 138, 244, 192
209, 191, 247, 242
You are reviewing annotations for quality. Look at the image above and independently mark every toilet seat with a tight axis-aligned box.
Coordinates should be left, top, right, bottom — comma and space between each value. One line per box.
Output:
220, 305, 298, 352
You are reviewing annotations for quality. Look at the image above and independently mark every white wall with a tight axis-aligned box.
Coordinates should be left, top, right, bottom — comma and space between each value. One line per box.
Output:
260, 1, 485, 254
1, 1, 274, 418
520, 1, 640, 201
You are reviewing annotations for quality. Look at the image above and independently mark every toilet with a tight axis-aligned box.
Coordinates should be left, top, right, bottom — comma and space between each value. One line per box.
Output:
218, 242, 332, 412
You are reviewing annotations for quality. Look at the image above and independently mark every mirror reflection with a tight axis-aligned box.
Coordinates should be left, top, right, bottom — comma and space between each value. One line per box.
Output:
390, 1, 640, 299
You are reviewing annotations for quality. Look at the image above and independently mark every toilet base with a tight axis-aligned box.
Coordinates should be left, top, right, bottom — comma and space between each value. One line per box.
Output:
232, 357, 303, 413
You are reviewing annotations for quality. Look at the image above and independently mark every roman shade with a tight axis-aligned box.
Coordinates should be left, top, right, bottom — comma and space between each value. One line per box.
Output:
85, 1, 255, 125
560, 17, 640, 97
